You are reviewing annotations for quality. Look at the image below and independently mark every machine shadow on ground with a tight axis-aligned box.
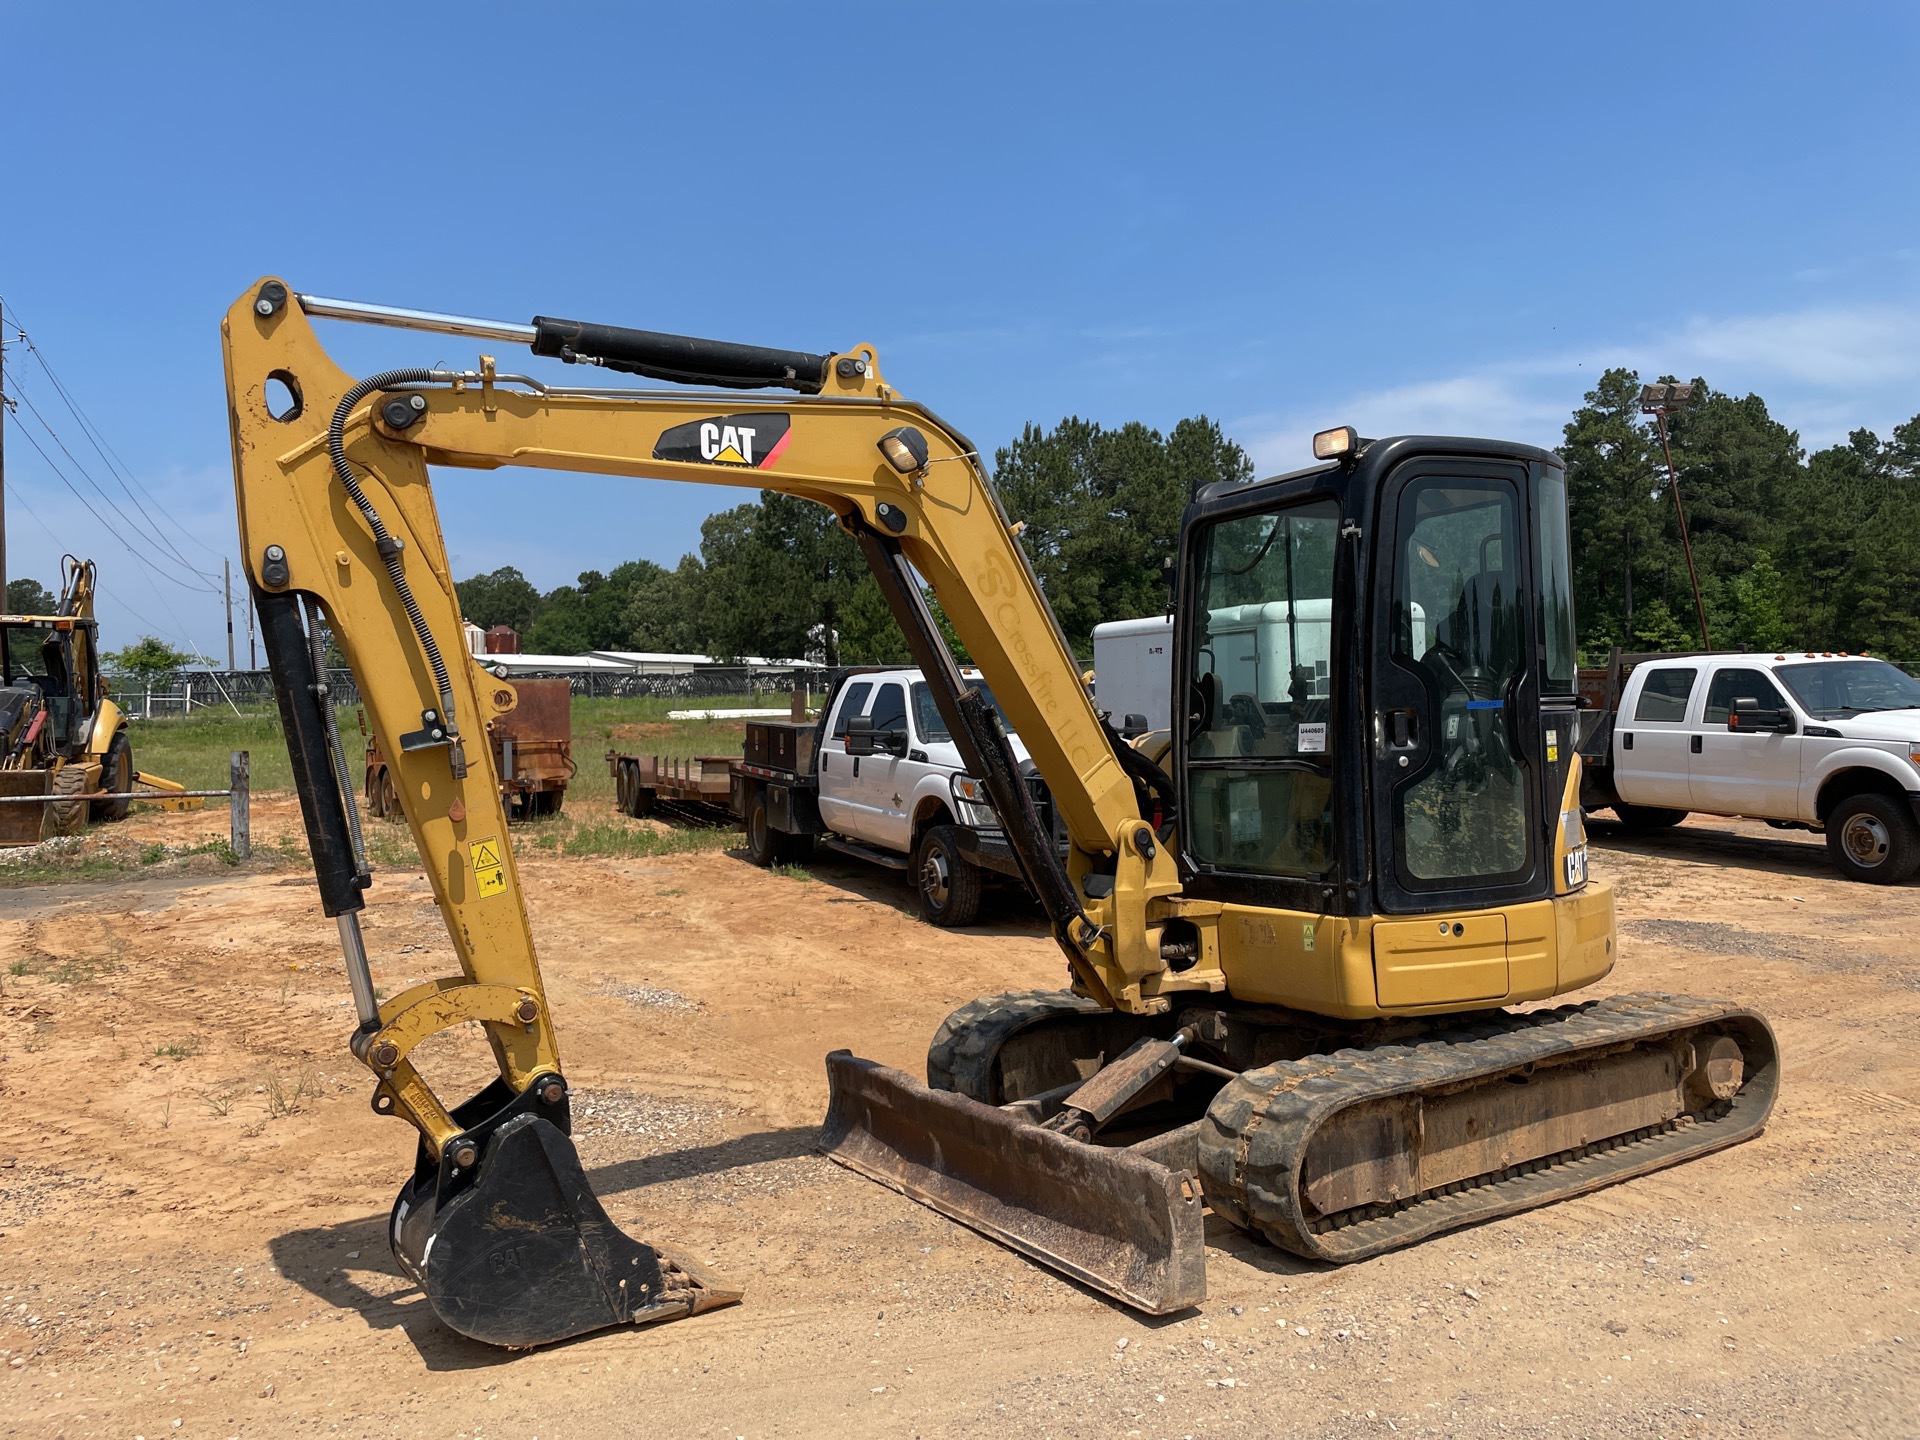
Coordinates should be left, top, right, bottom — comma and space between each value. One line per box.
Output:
1585, 817, 1851, 881
263, 1126, 825, 1370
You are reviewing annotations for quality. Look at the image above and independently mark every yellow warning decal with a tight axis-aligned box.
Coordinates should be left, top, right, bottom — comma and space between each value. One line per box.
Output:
469, 837, 507, 897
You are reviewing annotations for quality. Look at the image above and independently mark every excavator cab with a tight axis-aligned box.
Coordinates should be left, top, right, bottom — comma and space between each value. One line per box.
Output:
1177, 439, 1584, 937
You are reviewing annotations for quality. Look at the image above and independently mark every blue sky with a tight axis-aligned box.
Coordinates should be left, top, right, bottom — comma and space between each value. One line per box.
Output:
5, 3, 1917, 660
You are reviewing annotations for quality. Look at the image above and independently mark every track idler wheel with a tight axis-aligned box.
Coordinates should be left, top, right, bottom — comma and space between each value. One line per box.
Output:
389, 1079, 739, 1347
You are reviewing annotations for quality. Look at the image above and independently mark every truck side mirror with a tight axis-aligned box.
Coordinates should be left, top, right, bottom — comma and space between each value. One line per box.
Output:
881, 728, 910, 758
1121, 713, 1149, 740
1729, 697, 1795, 733
844, 714, 876, 756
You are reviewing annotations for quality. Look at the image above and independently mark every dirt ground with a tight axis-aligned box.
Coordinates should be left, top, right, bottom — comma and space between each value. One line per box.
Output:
1, 800, 1915, 1440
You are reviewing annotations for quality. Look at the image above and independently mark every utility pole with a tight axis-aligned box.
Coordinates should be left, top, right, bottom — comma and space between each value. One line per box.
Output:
224, 558, 235, 671
247, 588, 256, 669
1639, 381, 1710, 651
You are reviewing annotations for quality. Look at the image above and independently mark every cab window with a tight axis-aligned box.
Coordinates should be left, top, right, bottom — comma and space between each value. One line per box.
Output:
1184, 497, 1339, 877
1633, 667, 1698, 723
830, 681, 873, 740
1703, 669, 1788, 726
869, 683, 907, 737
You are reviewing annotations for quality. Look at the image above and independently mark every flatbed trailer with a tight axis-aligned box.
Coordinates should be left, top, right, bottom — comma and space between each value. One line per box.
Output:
608, 751, 738, 821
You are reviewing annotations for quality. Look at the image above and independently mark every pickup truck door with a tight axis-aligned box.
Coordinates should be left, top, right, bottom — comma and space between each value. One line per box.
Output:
844, 681, 914, 849
1688, 666, 1802, 815
1614, 664, 1699, 809
816, 680, 872, 834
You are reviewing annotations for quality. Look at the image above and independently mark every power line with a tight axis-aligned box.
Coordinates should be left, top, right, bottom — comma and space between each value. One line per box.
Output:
5, 414, 220, 596
6, 374, 220, 584
0, 298, 228, 567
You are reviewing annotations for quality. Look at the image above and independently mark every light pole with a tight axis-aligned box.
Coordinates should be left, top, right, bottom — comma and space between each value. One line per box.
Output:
1640, 381, 1711, 651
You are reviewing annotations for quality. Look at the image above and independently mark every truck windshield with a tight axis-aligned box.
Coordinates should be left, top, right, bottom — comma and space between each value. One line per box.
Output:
910, 681, 1009, 742
1774, 660, 1920, 717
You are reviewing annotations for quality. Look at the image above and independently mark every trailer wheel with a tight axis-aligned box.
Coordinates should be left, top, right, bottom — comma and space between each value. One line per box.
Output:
915, 824, 983, 928
745, 791, 786, 866
1612, 803, 1688, 831
527, 790, 564, 819
92, 730, 133, 823
1825, 793, 1920, 885
378, 769, 401, 822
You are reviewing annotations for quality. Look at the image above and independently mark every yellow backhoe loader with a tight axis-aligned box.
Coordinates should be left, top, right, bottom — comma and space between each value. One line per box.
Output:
0, 556, 197, 843
222, 281, 1777, 1348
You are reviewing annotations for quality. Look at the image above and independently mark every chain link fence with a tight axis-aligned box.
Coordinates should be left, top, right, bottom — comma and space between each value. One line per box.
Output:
107, 664, 822, 717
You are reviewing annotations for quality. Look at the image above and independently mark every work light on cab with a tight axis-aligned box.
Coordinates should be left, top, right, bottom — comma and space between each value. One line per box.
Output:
1312, 425, 1359, 460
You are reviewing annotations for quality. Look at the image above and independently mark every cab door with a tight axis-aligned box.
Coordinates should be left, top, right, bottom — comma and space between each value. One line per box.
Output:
1687, 665, 1801, 815
844, 680, 913, 849
1616, 664, 1700, 809
1371, 461, 1538, 912
816, 679, 872, 834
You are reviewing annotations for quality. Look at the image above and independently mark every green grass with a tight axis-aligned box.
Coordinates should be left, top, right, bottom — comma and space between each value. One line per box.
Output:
771, 861, 814, 882
118, 693, 804, 814
121, 706, 301, 792
519, 813, 733, 860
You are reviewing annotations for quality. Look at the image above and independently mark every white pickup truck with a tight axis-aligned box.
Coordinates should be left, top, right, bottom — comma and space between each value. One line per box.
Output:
1578, 651, 1920, 884
727, 666, 1031, 925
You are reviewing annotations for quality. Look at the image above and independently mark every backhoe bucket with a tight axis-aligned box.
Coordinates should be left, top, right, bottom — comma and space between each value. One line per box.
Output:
0, 770, 49, 846
820, 1051, 1207, 1314
390, 1113, 740, 1347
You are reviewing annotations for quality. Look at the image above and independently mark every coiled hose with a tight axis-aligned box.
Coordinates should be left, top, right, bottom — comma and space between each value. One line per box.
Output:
326, 369, 465, 774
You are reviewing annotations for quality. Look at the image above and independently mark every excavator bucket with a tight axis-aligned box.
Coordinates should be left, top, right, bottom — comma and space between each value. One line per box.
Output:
819, 1051, 1207, 1314
389, 1112, 740, 1348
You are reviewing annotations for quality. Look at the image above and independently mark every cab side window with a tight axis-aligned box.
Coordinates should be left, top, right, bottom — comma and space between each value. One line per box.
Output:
869, 683, 907, 737
831, 682, 873, 740
1633, 667, 1697, 723
1703, 668, 1788, 726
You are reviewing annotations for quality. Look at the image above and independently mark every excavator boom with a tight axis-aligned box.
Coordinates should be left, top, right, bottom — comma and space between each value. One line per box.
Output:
223, 280, 1776, 1343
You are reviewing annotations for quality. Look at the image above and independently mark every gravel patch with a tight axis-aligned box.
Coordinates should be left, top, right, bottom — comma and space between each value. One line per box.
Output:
569, 1088, 725, 1147
595, 978, 704, 1013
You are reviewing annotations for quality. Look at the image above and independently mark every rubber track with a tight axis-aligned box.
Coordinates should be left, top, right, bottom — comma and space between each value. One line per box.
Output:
926, 990, 1109, 1102
1198, 991, 1778, 1263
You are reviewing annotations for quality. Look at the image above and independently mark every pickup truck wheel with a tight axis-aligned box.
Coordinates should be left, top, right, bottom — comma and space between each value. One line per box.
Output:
1825, 794, 1920, 885
1613, 803, 1688, 831
745, 792, 785, 867
916, 824, 983, 928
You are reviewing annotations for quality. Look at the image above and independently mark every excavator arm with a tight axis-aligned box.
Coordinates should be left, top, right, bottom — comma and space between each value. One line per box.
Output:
222, 280, 1197, 1342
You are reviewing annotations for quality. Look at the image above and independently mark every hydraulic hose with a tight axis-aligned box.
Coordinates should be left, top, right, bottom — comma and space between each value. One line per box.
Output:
326, 370, 465, 774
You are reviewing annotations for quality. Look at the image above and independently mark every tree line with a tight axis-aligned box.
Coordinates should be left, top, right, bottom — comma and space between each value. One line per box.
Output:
71, 378, 1895, 678
1563, 368, 1920, 659
457, 416, 1252, 663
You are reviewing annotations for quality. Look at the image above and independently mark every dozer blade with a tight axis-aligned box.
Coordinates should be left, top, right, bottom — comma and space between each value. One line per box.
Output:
390, 1114, 740, 1348
819, 1051, 1206, 1314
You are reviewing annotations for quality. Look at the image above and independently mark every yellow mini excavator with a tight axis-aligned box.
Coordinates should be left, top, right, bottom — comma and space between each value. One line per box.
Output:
222, 281, 1777, 1348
